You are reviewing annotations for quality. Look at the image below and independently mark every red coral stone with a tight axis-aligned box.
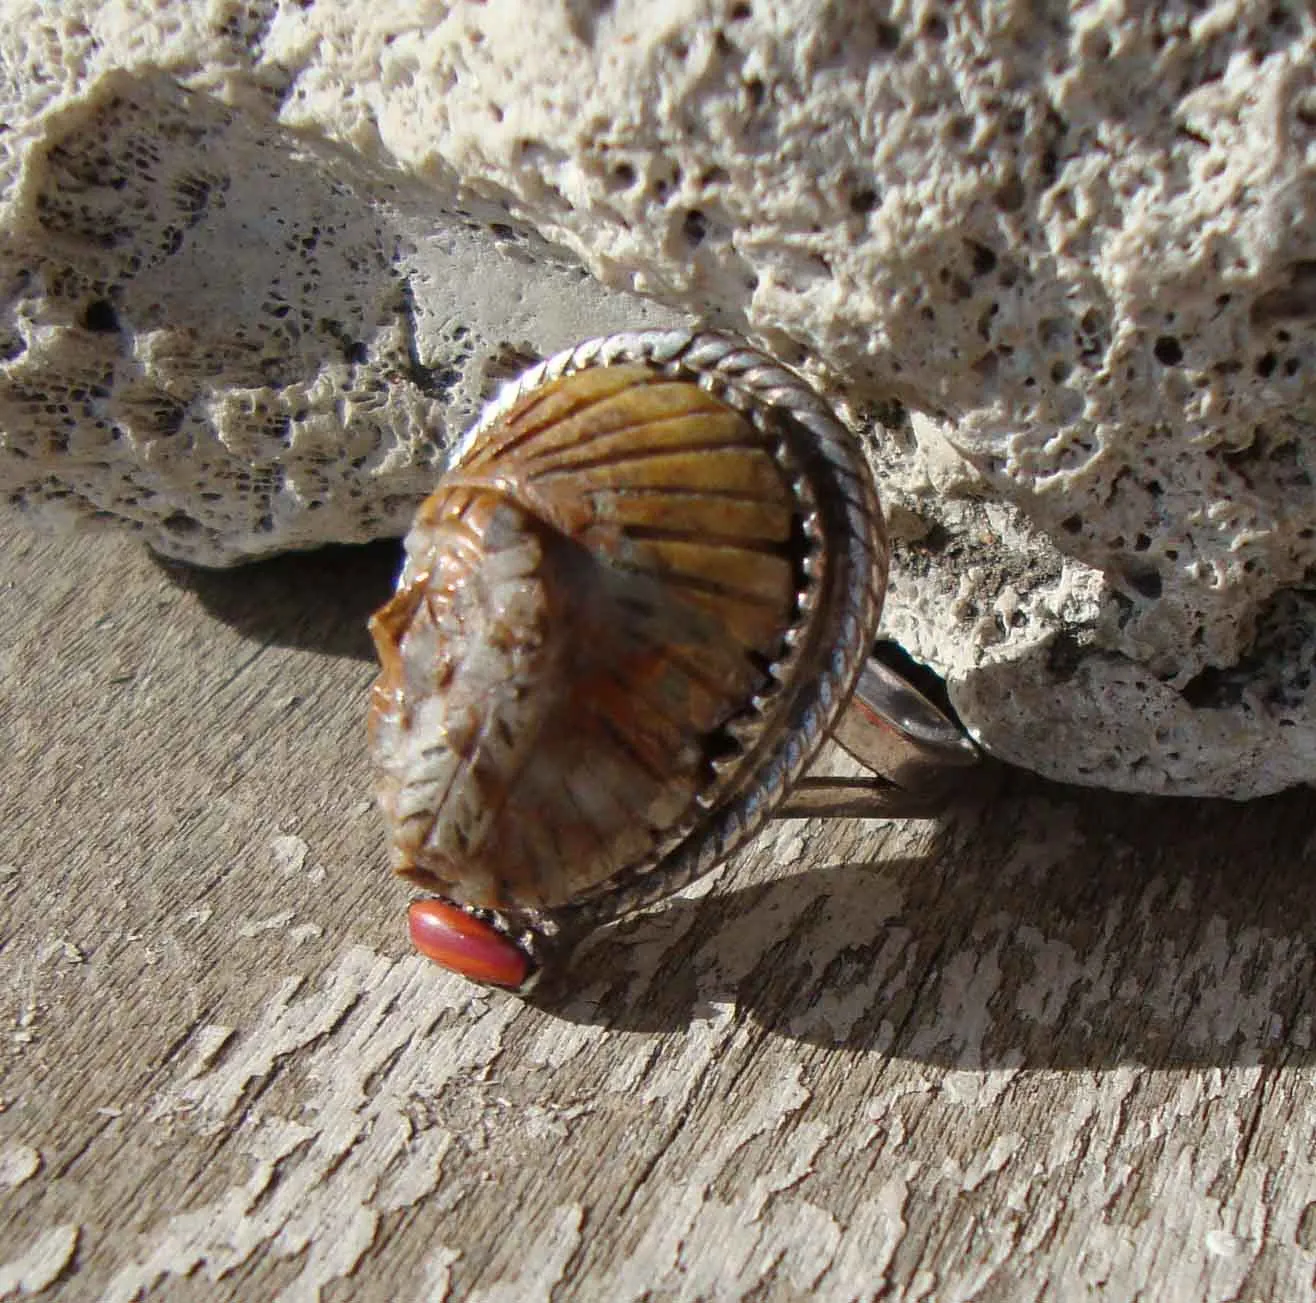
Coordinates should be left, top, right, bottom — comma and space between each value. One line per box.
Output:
407, 899, 531, 989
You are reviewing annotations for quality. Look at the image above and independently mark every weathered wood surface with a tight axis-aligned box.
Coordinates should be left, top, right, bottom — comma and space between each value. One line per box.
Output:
4, 510, 1316, 1302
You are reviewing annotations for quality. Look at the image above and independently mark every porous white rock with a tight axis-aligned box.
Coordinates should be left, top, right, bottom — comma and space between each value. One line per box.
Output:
0, 63, 681, 563
2, 2, 1315, 798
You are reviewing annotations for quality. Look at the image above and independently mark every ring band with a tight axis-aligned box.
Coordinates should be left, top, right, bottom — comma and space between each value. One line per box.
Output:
781, 654, 981, 818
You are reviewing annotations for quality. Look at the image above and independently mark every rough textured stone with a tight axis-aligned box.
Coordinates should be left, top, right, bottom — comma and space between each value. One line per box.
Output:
0, 66, 680, 564
2, 2, 1316, 796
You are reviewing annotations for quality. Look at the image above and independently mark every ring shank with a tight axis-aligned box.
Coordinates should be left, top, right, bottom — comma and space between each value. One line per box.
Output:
777, 657, 981, 818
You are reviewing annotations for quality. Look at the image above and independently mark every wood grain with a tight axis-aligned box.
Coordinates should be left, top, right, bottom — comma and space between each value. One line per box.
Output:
3, 511, 1316, 1302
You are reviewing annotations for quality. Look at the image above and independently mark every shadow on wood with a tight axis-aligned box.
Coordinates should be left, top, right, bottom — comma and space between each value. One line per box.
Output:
534, 772, 1316, 1072
153, 538, 404, 662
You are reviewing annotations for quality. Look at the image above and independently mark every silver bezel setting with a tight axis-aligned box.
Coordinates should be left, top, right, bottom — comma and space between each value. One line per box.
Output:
428, 328, 888, 975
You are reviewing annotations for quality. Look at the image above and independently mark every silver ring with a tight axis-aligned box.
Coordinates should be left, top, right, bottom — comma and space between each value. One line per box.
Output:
367, 328, 980, 992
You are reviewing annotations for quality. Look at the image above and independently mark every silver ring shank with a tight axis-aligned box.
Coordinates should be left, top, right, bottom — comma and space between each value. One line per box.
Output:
777, 657, 981, 818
